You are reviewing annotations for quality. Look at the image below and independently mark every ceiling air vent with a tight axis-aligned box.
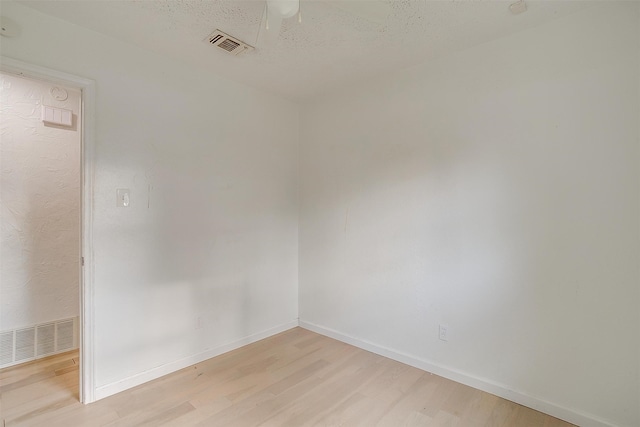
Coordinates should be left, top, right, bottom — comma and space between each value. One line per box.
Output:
205, 30, 254, 56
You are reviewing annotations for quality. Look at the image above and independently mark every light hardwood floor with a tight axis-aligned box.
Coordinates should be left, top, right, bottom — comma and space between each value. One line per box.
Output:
0, 327, 575, 427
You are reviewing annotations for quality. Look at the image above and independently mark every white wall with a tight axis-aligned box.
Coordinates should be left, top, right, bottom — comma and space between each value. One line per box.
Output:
299, 3, 639, 427
0, 1, 299, 395
0, 73, 81, 330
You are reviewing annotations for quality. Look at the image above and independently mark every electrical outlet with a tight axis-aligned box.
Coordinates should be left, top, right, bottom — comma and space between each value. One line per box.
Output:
439, 324, 448, 342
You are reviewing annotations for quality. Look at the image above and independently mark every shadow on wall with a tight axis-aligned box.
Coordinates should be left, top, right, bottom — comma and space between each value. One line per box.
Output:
300, 61, 638, 417
98, 106, 295, 366
145, 158, 255, 346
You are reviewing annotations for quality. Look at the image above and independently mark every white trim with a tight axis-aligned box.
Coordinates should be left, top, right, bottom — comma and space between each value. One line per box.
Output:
0, 56, 97, 404
299, 320, 618, 427
94, 320, 299, 401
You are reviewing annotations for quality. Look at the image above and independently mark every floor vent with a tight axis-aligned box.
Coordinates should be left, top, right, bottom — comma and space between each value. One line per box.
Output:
204, 29, 254, 56
0, 317, 78, 369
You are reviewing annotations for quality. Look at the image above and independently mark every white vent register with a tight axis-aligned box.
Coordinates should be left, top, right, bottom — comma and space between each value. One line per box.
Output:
205, 29, 254, 55
0, 317, 78, 368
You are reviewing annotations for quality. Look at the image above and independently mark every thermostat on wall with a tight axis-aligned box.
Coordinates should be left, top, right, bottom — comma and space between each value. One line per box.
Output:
41, 105, 73, 127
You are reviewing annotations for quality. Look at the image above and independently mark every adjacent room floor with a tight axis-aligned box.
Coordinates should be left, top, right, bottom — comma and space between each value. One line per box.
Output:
0, 327, 574, 426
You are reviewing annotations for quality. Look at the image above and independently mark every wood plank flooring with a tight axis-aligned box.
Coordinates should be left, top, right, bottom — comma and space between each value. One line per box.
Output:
0, 327, 575, 426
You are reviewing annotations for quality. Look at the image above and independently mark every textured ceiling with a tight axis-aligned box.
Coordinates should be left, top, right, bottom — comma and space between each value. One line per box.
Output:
19, 0, 594, 101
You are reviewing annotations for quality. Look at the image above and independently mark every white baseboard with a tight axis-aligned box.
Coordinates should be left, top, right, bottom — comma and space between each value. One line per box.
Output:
94, 320, 299, 401
299, 320, 618, 427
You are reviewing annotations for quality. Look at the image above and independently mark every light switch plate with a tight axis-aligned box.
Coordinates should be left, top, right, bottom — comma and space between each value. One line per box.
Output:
116, 189, 130, 207
41, 105, 73, 127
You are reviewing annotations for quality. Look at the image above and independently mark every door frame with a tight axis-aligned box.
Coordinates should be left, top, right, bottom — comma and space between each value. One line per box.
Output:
1, 56, 96, 403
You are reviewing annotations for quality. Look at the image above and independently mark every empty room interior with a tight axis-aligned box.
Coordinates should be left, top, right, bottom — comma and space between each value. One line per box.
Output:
0, 1, 638, 426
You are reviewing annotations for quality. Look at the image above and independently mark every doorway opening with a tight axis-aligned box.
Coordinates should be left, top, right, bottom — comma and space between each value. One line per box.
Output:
0, 57, 95, 404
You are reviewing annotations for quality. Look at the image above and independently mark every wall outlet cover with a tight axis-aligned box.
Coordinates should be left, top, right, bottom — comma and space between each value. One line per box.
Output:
439, 324, 449, 342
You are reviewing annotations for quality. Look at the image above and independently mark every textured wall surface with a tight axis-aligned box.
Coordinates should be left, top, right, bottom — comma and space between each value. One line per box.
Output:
0, 72, 81, 331
300, 3, 639, 427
